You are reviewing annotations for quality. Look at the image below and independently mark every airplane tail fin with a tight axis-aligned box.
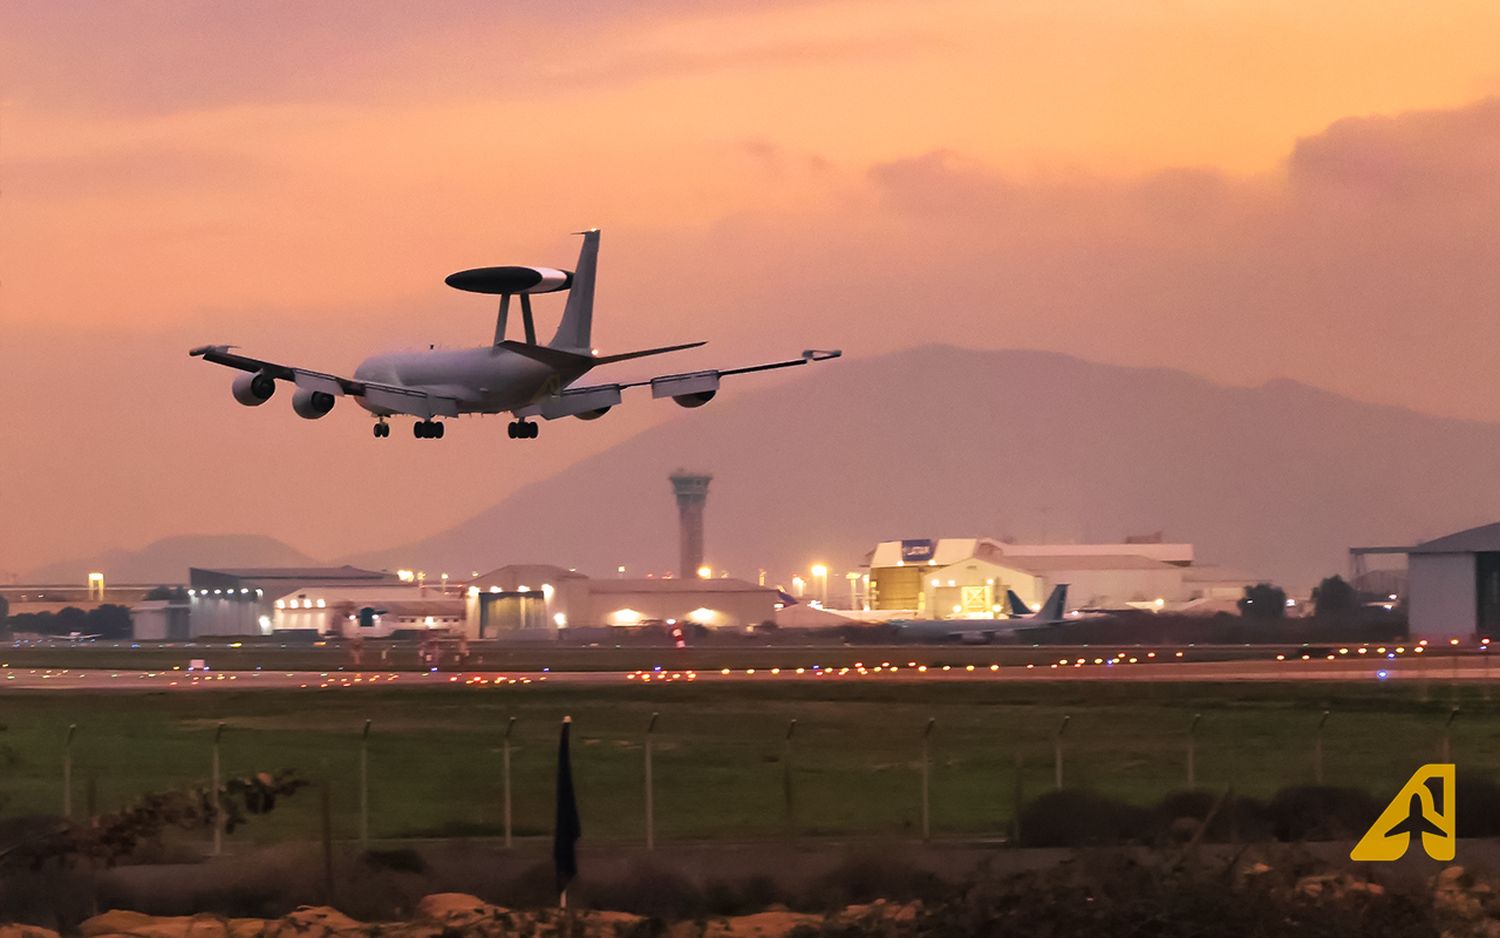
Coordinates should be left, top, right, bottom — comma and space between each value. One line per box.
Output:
1006, 590, 1033, 617
550, 229, 598, 353
1036, 584, 1069, 621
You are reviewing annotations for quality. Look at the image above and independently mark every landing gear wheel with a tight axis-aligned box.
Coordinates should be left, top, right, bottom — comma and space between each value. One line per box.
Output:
434, 421, 445, 439
508, 419, 538, 439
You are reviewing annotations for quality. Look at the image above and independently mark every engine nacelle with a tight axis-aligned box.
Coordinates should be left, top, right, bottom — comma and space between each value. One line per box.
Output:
232, 372, 277, 406
292, 388, 336, 419
672, 390, 716, 408
574, 407, 611, 420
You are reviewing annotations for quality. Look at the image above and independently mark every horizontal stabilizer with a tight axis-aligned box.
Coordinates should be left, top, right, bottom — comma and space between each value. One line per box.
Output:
591, 341, 706, 365
497, 340, 593, 369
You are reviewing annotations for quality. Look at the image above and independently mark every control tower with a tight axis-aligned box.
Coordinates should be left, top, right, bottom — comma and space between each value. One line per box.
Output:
669, 471, 713, 579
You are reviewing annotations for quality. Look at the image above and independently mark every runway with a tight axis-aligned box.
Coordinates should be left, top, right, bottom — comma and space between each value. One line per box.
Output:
0, 652, 1492, 690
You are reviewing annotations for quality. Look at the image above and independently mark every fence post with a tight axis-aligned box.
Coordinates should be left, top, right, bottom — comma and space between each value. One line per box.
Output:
1054, 715, 1070, 790
503, 716, 516, 849
359, 719, 372, 848
1483, 642, 1492, 702
921, 718, 936, 842
645, 712, 659, 849
1442, 707, 1460, 763
1314, 710, 1331, 784
1011, 750, 1024, 844
62, 724, 77, 819
783, 719, 797, 838
1186, 714, 1202, 788
320, 780, 335, 905
211, 722, 225, 856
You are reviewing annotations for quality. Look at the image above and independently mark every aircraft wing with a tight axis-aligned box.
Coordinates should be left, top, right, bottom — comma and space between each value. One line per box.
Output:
188, 345, 462, 417
519, 348, 842, 420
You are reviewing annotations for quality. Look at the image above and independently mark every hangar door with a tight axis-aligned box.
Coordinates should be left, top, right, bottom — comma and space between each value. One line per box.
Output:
873, 567, 922, 611
478, 592, 549, 636
1478, 553, 1500, 636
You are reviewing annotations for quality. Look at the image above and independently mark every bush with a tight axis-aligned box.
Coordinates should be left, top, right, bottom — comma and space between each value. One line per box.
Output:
1265, 785, 1381, 841
1018, 790, 1151, 847
809, 852, 947, 908
1152, 789, 1272, 844
1456, 772, 1500, 837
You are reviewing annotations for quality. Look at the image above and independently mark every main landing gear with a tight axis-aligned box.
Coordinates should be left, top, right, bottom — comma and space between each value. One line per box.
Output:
413, 420, 445, 439
507, 419, 539, 440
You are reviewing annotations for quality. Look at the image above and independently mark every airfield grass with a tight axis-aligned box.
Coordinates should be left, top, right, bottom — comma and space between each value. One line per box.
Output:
0, 680, 1489, 849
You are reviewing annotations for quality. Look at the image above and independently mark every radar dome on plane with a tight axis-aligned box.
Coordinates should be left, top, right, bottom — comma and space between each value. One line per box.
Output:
444, 266, 573, 295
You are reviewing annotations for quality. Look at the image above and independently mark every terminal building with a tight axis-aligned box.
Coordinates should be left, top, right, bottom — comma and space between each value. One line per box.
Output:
863, 537, 1210, 618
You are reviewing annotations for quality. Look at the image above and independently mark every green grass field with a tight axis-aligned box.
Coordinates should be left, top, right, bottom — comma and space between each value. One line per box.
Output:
0, 679, 1494, 849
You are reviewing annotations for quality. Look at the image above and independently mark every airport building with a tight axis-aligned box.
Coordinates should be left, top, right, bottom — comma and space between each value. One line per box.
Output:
863, 537, 1201, 618
156, 566, 406, 638
464, 564, 782, 638
1367, 522, 1500, 640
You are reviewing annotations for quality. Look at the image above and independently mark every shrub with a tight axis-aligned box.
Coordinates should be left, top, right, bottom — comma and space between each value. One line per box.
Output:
809, 852, 947, 909
1455, 772, 1500, 837
1265, 785, 1381, 841
1018, 790, 1151, 847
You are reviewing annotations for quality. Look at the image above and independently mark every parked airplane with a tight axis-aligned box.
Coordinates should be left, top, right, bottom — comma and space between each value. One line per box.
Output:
895, 585, 1073, 643
190, 230, 840, 439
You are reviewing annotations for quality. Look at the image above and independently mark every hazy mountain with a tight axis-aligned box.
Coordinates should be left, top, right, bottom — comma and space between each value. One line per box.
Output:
27, 534, 318, 585
345, 345, 1500, 588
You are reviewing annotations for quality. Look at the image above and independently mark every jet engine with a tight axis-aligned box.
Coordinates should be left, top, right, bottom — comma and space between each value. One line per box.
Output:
292, 388, 336, 419
574, 407, 611, 420
672, 390, 716, 408
232, 373, 276, 406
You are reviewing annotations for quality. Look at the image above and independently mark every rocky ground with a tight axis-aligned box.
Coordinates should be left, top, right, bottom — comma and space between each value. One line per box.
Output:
16, 856, 1500, 936
0, 892, 922, 938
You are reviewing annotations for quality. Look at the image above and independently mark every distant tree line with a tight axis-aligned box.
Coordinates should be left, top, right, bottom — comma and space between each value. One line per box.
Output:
4, 604, 133, 639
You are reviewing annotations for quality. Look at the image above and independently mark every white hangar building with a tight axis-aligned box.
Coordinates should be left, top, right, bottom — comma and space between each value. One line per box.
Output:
1389, 523, 1500, 641
863, 537, 1196, 618
464, 564, 782, 639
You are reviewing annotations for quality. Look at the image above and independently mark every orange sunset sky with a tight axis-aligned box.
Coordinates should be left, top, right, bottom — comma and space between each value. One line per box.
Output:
4, 1, 1500, 574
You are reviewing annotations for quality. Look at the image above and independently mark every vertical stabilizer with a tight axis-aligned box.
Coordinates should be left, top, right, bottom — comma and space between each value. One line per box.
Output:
550, 229, 598, 352
1006, 590, 1033, 616
1036, 584, 1068, 621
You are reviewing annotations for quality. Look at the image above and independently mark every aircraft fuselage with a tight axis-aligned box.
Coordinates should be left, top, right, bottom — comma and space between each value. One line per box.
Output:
352, 346, 592, 415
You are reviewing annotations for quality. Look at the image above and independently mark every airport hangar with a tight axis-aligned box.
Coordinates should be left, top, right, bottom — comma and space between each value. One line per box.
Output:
863, 537, 1251, 618
130, 564, 782, 640
1355, 521, 1500, 642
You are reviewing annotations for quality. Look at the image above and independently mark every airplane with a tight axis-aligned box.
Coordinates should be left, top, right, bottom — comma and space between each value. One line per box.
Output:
189, 230, 841, 440
1382, 792, 1445, 840
895, 584, 1072, 643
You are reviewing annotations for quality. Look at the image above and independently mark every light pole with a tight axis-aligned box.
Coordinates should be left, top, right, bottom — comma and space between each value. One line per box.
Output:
811, 565, 829, 606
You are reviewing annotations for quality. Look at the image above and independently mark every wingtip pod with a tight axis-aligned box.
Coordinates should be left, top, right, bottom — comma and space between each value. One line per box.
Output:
803, 349, 842, 361
189, 344, 235, 358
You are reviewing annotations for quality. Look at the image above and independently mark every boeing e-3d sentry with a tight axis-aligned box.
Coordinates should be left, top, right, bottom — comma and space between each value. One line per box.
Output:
190, 230, 840, 439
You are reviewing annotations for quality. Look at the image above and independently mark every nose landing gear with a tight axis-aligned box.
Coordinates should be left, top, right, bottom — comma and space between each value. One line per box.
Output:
507, 419, 538, 440
372, 421, 390, 438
